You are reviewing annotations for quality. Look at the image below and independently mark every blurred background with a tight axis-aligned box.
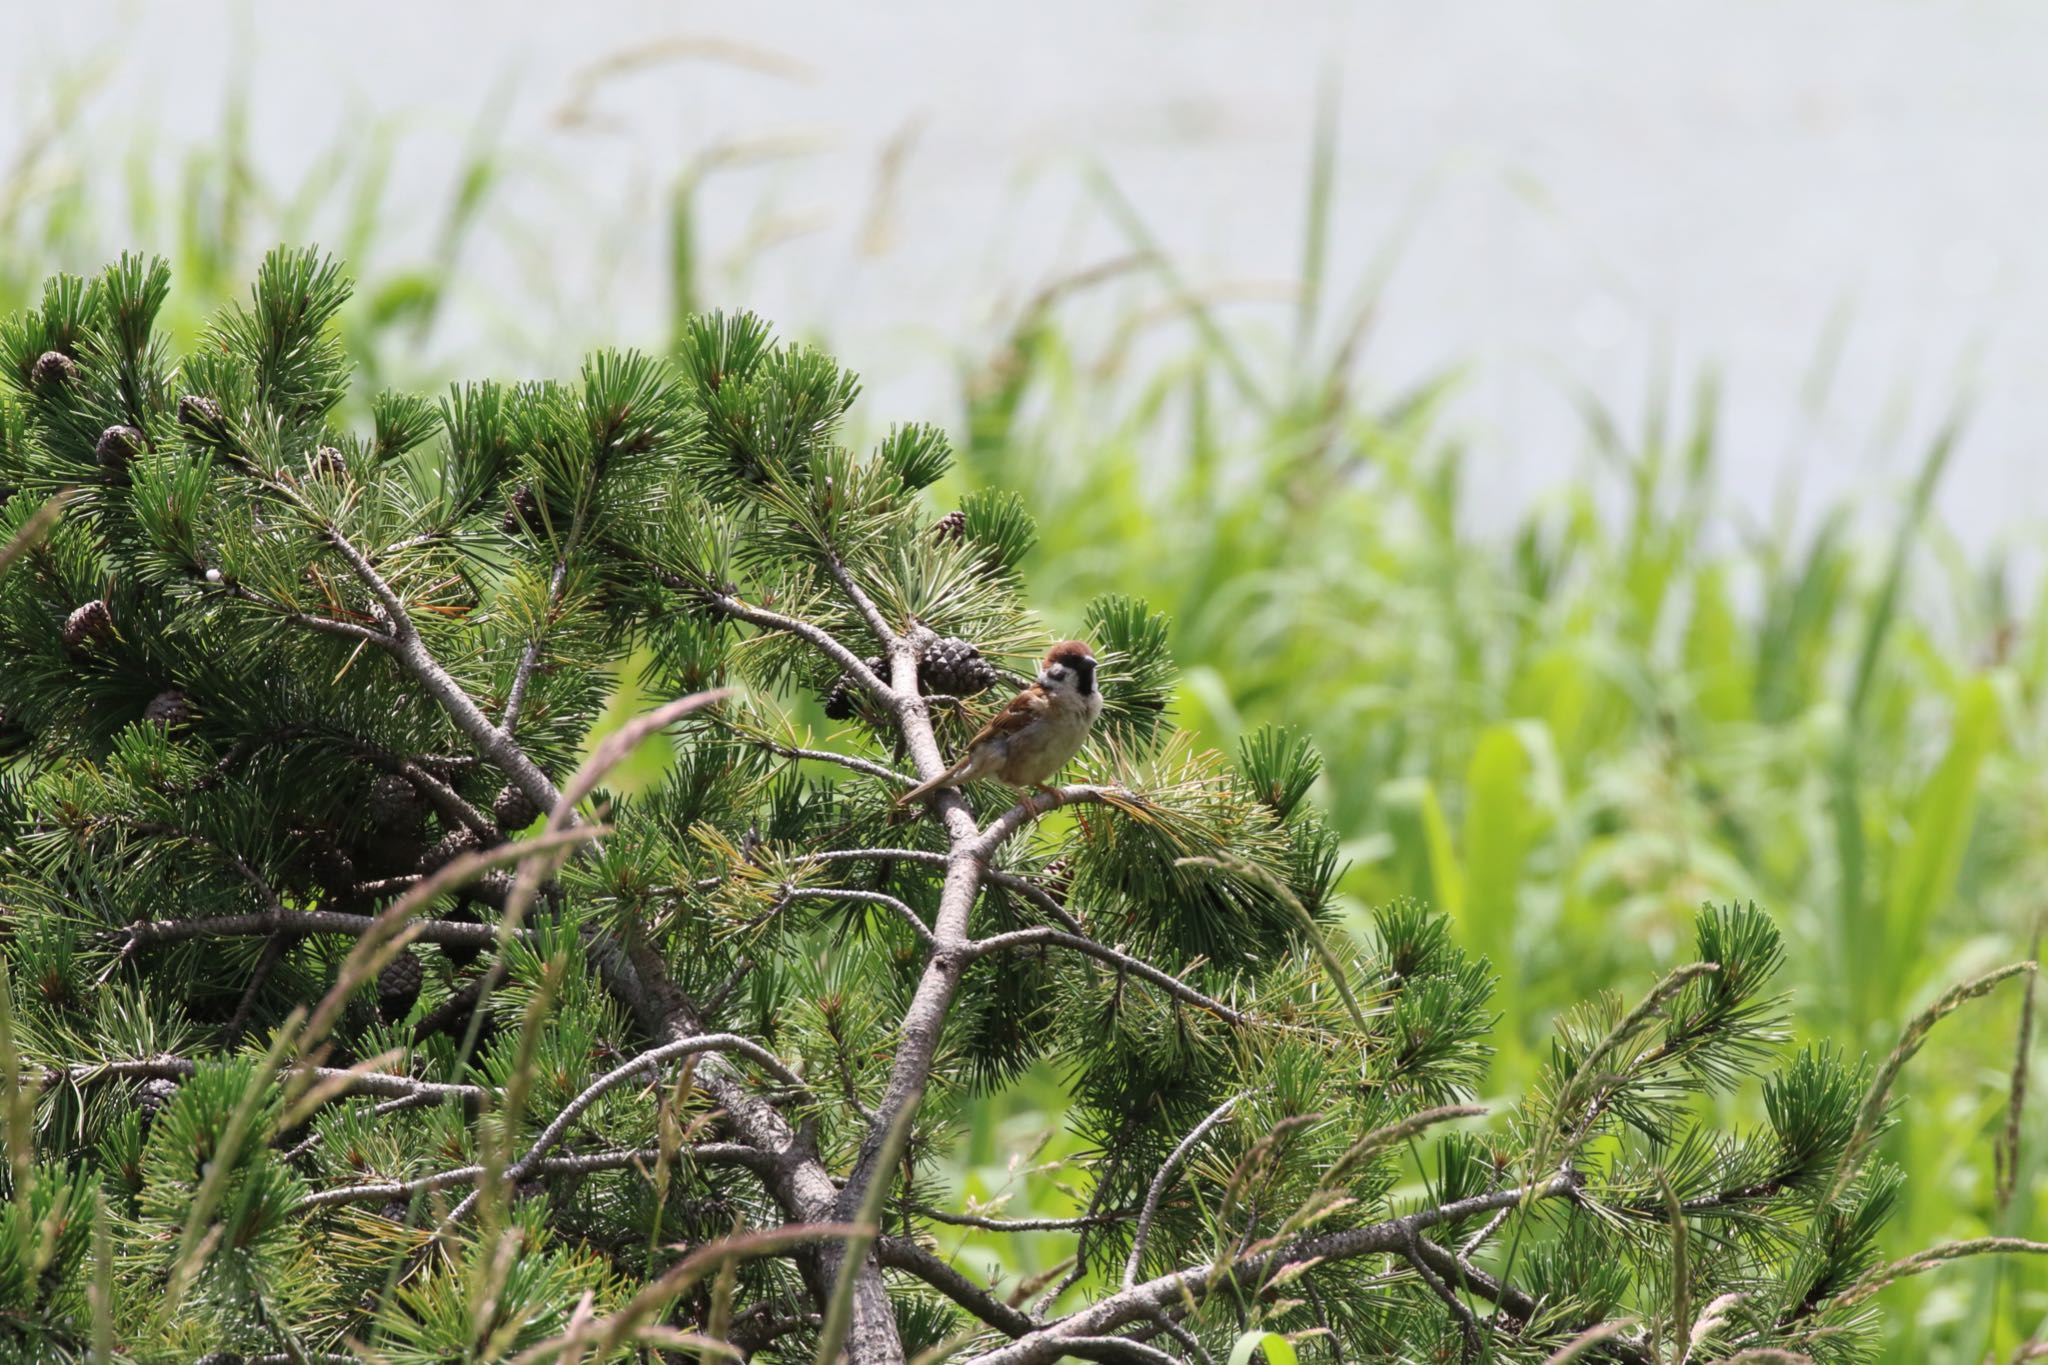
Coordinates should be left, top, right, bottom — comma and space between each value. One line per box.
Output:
7, 3, 2045, 1359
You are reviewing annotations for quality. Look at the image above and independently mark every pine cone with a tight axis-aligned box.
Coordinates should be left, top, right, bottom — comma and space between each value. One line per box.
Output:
29, 350, 77, 388
367, 774, 426, 832
932, 509, 967, 543
438, 901, 485, 969
176, 392, 224, 433
96, 423, 145, 470
374, 1199, 412, 1224
824, 654, 887, 720
136, 1077, 178, 1140
310, 843, 357, 896
420, 825, 482, 875
493, 783, 539, 832
377, 949, 423, 1021
143, 688, 191, 731
1039, 857, 1073, 897
308, 445, 347, 479
61, 599, 113, 652
919, 636, 998, 698
501, 485, 543, 535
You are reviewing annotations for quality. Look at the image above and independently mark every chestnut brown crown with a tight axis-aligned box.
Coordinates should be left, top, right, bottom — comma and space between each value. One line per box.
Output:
1040, 640, 1098, 697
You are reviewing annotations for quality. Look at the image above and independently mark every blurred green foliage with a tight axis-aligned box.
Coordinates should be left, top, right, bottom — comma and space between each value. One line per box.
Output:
3, 70, 2039, 1361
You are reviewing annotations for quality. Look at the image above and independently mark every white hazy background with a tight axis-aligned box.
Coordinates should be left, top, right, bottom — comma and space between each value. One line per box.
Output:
8, 1, 2047, 541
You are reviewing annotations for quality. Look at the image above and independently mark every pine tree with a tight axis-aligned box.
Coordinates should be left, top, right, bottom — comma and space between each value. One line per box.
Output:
0, 250, 2038, 1363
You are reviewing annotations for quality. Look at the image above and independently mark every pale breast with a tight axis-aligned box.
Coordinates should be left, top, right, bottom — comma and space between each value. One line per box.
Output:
994, 690, 1099, 786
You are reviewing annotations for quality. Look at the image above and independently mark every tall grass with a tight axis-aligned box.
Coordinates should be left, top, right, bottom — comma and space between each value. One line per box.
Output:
5, 67, 2041, 1361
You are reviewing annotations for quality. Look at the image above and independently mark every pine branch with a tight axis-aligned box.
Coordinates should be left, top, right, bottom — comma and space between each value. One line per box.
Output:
502, 544, 576, 736
1403, 1222, 1484, 1361
717, 718, 916, 786
823, 545, 899, 652
874, 1236, 1040, 1338
219, 579, 395, 647
702, 583, 896, 705
914, 1205, 1134, 1233
967, 927, 1246, 1024
1125, 1094, 1242, 1288
957, 1177, 1582, 1365
787, 886, 935, 945
319, 519, 563, 811
297, 1142, 772, 1209
113, 905, 515, 954
50, 1056, 484, 1107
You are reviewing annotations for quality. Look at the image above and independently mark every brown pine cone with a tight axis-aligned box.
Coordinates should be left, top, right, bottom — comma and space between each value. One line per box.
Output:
367, 773, 426, 832
176, 393, 224, 433
143, 688, 191, 731
437, 901, 486, 969
919, 636, 997, 698
96, 424, 145, 470
377, 949, 424, 1022
932, 509, 967, 543
308, 445, 347, 479
492, 783, 540, 832
501, 485, 544, 535
420, 826, 482, 875
136, 1077, 178, 1140
29, 350, 77, 388
61, 600, 114, 652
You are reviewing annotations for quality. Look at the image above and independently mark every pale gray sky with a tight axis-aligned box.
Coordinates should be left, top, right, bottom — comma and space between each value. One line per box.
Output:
10, 2, 2047, 540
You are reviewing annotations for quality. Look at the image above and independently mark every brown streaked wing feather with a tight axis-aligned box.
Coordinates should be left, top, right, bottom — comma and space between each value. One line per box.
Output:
963, 684, 1050, 751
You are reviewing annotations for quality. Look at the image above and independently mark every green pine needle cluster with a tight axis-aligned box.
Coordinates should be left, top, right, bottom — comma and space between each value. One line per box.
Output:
0, 250, 2036, 1364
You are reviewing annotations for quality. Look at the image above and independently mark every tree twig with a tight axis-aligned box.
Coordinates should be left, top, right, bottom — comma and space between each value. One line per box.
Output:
1125, 1095, 1242, 1288
968, 928, 1245, 1025
297, 1141, 771, 1209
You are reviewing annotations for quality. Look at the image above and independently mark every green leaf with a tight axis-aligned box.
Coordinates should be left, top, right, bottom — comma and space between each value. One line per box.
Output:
1382, 776, 1463, 921
1227, 1329, 1297, 1365
1880, 673, 2001, 1002
1461, 723, 1528, 968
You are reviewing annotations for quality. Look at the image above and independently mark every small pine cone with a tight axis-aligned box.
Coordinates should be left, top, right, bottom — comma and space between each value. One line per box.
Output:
377, 949, 424, 1022
823, 655, 886, 720
61, 599, 114, 651
367, 773, 426, 832
311, 844, 357, 895
501, 485, 543, 535
29, 350, 77, 388
374, 1199, 411, 1224
308, 445, 347, 479
96, 423, 145, 470
438, 902, 484, 968
136, 1077, 178, 1140
175, 392, 224, 433
419, 825, 482, 875
492, 783, 539, 832
932, 509, 967, 544
918, 636, 998, 698
143, 688, 191, 731
1039, 857, 1073, 897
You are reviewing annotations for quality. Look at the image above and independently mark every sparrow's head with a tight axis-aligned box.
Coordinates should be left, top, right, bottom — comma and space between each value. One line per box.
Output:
1039, 640, 1097, 697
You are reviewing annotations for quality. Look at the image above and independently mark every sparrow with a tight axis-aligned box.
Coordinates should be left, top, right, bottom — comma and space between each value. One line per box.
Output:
894, 641, 1103, 807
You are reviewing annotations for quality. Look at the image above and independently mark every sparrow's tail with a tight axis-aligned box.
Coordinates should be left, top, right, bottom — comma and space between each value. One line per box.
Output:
893, 757, 971, 808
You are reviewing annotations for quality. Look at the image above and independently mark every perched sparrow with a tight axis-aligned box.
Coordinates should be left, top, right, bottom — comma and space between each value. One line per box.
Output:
894, 641, 1103, 807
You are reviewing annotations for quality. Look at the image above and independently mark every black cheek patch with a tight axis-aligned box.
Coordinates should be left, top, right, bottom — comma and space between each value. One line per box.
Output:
1075, 659, 1097, 695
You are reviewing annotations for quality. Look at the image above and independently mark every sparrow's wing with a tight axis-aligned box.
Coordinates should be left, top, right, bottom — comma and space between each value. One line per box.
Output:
961, 684, 1050, 752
